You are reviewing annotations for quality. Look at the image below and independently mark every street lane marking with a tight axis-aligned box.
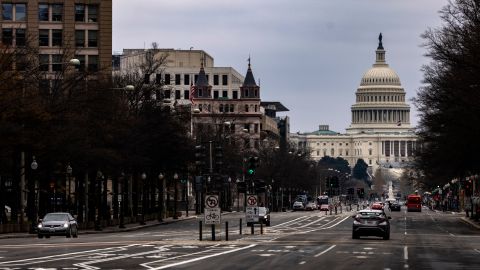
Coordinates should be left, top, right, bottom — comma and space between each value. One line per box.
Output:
273, 216, 311, 227
144, 244, 256, 270
404, 246, 408, 260
314, 244, 336, 257
299, 261, 306, 264
474, 249, 480, 254
299, 216, 326, 228
449, 233, 455, 237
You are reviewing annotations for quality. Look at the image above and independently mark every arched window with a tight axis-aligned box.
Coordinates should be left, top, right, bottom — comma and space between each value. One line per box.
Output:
331, 148, 334, 156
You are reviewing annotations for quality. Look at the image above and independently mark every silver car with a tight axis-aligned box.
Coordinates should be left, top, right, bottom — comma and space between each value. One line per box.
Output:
37, 212, 79, 238
352, 209, 391, 240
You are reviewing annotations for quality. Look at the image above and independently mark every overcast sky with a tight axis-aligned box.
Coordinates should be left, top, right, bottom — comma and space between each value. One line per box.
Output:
113, 0, 449, 133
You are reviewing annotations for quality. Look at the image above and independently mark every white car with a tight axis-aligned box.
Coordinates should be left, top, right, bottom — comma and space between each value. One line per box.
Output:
292, 201, 305, 211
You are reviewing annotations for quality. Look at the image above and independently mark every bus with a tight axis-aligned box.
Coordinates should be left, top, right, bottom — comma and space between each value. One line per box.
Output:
406, 194, 422, 212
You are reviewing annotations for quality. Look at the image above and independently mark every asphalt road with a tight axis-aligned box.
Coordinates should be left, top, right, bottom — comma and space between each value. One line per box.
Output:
0, 206, 479, 270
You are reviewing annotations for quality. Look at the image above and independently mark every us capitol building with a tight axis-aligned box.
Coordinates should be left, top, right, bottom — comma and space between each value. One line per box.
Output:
290, 34, 417, 172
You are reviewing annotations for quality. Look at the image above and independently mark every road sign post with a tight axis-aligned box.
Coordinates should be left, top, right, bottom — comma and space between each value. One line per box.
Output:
205, 194, 221, 225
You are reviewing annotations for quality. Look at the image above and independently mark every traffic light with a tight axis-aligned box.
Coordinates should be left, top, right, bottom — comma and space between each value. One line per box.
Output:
195, 145, 206, 169
247, 156, 259, 175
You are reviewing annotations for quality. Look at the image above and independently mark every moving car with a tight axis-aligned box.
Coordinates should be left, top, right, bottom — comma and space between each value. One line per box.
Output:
37, 212, 78, 238
389, 201, 401, 211
293, 201, 305, 211
247, 207, 270, 226
371, 203, 384, 211
352, 209, 391, 240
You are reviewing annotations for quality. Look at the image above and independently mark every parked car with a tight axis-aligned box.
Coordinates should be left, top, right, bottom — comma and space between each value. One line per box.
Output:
352, 209, 391, 240
305, 201, 317, 211
37, 212, 78, 238
247, 207, 270, 226
293, 201, 305, 211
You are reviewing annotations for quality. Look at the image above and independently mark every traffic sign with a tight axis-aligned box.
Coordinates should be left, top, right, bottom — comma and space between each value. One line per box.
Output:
246, 195, 258, 207
205, 208, 221, 225
205, 195, 219, 209
246, 206, 259, 222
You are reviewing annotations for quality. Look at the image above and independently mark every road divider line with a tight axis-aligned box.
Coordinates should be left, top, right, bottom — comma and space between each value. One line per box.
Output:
273, 216, 311, 228
404, 246, 408, 260
148, 244, 257, 270
314, 245, 336, 257
299, 217, 326, 228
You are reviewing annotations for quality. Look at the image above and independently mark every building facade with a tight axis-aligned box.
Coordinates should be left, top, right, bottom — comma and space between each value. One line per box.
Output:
0, 0, 112, 77
291, 35, 417, 172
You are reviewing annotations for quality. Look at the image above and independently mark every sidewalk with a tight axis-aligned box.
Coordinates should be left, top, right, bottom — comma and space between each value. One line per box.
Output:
426, 207, 480, 230
0, 212, 198, 239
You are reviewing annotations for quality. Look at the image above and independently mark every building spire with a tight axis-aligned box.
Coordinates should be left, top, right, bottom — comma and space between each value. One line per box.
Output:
243, 55, 257, 87
374, 33, 386, 66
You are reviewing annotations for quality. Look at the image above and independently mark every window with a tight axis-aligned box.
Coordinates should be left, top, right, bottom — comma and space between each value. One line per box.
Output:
15, 4, 26, 21
339, 149, 343, 156
245, 105, 249, 112
39, 55, 49, 71
222, 75, 228, 85
156, 74, 162, 84
52, 4, 63, 21
88, 5, 98, 22
184, 90, 189, 100
164, 90, 171, 99
222, 90, 228, 98
175, 74, 181, 85
88, 30, 97, 47
52, 30, 62, 46
213, 91, 219, 99
244, 124, 250, 132
75, 5, 85, 22
75, 55, 86, 72
346, 150, 349, 156
198, 89, 203, 97
88, 55, 98, 72
172, 90, 179, 99
75, 30, 85, 47
38, 4, 49, 21
2, 28, 13, 45
15, 28, 26, 46
245, 89, 249, 97
219, 104, 224, 113
331, 149, 334, 156
255, 105, 258, 112
213, 74, 219, 85
254, 124, 259, 133
2, 3, 12, 20
369, 149, 372, 155
16, 54, 27, 71
164, 74, 171, 85
232, 91, 238, 99
184, 74, 190, 85
229, 104, 234, 112
52, 55, 62, 72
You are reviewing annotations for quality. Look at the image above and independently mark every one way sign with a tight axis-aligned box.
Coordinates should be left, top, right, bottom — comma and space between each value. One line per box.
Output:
246, 206, 259, 223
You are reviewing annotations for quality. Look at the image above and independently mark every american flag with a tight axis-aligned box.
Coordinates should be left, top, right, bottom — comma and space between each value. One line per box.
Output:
189, 82, 195, 104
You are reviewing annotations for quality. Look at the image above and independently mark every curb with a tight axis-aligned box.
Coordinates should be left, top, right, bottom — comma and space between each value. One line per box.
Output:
460, 217, 480, 230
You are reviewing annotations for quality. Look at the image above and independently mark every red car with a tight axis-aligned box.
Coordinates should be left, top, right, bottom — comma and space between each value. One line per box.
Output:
371, 203, 384, 210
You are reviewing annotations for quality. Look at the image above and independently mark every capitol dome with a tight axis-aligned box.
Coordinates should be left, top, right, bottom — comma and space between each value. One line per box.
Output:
360, 66, 401, 86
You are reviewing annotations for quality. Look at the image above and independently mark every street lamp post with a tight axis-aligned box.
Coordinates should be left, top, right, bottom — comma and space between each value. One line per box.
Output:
30, 157, 38, 233
66, 164, 72, 213
95, 171, 103, 231
173, 173, 179, 219
158, 173, 164, 222
140, 172, 147, 225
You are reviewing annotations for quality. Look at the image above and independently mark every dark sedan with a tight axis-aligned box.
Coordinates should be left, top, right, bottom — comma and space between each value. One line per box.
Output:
37, 212, 78, 238
390, 202, 401, 211
352, 209, 391, 240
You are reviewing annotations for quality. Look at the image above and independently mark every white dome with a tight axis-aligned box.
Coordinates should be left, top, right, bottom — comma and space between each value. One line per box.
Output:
360, 66, 401, 86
